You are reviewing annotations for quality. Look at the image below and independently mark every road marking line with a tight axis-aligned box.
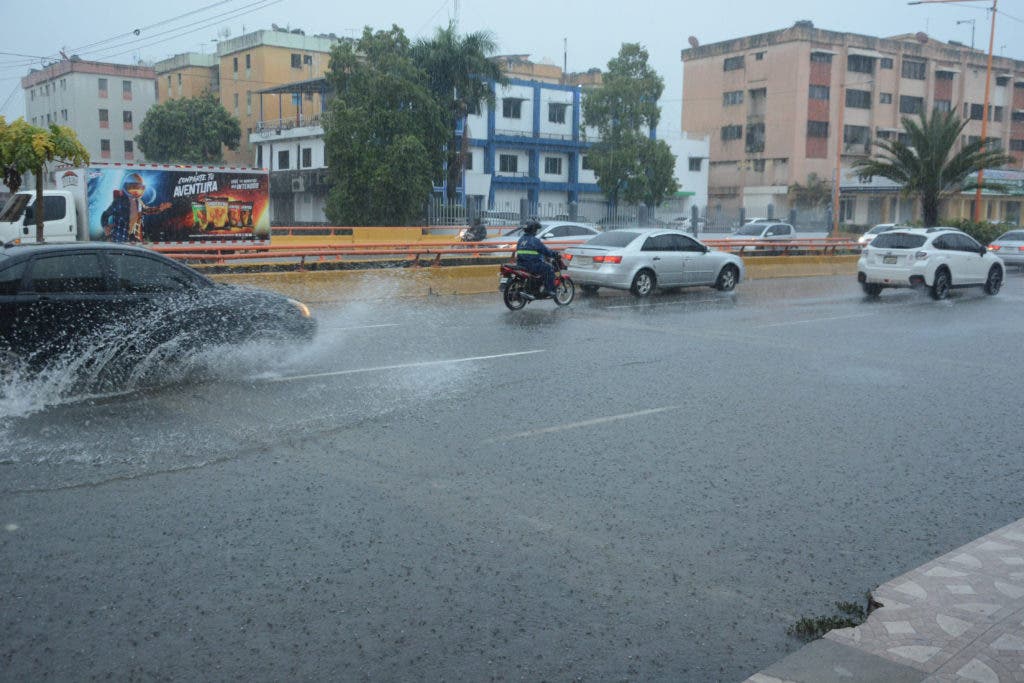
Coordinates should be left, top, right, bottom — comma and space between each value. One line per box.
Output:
317, 323, 402, 331
755, 312, 877, 328
267, 350, 545, 383
488, 405, 683, 442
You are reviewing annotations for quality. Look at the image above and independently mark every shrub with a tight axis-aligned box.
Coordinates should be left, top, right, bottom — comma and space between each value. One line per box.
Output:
944, 218, 1008, 246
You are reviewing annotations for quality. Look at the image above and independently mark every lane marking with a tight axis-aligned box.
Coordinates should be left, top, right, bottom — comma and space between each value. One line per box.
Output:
323, 323, 402, 331
488, 405, 684, 442
267, 350, 545, 383
754, 312, 877, 328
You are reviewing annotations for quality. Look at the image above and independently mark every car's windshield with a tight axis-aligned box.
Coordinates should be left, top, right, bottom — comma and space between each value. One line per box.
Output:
502, 227, 524, 238
997, 231, 1024, 241
585, 231, 640, 248
734, 225, 767, 236
0, 194, 30, 223
871, 233, 927, 249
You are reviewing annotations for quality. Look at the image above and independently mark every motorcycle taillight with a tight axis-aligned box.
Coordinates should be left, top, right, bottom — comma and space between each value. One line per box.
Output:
500, 264, 513, 274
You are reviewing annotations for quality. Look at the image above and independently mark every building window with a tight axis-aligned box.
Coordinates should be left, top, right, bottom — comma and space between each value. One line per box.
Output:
844, 125, 871, 149
502, 98, 522, 119
100, 139, 111, 158
808, 85, 830, 100
246, 91, 252, 116
723, 90, 744, 106
61, 109, 67, 121
548, 103, 567, 123
301, 148, 312, 168
968, 103, 985, 120
755, 51, 765, 61
233, 57, 238, 73
935, 70, 955, 81
277, 150, 290, 170
256, 145, 263, 169
1010, 139, 1024, 152
810, 52, 832, 63
846, 89, 871, 109
544, 156, 563, 175
745, 123, 765, 153
233, 93, 239, 112
124, 140, 134, 160
899, 95, 923, 115
291, 53, 301, 69
60, 78, 66, 90
463, 153, 473, 171
467, 100, 481, 116
879, 92, 893, 104
720, 125, 743, 141
98, 78, 108, 98
1013, 111, 1024, 123
847, 54, 875, 74
996, 75, 1010, 86
807, 121, 829, 138
581, 154, 593, 171
123, 110, 133, 129
122, 80, 132, 100
901, 59, 927, 80
499, 154, 518, 173
723, 56, 745, 71
880, 57, 894, 69
934, 99, 952, 112
98, 109, 109, 128
688, 157, 702, 172
303, 55, 312, 65
993, 106, 1004, 122
752, 159, 766, 172
245, 54, 251, 69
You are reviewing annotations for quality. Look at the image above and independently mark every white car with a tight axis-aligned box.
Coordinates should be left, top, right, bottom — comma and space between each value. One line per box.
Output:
481, 221, 600, 248
857, 223, 901, 247
857, 227, 1005, 299
727, 222, 796, 240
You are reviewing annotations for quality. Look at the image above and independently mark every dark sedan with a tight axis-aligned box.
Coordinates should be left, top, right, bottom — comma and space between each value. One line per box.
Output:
0, 243, 315, 375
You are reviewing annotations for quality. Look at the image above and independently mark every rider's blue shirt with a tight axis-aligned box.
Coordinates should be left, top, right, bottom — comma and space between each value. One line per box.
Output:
515, 234, 556, 263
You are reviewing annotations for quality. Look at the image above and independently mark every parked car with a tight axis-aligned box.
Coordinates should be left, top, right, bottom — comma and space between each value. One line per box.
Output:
857, 227, 1005, 299
0, 242, 316, 371
987, 229, 1024, 269
728, 222, 796, 240
482, 221, 601, 248
857, 223, 901, 247
564, 228, 745, 298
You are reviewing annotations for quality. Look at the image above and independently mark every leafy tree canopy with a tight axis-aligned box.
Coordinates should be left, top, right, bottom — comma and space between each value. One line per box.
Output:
788, 173, 833, 208
0, 117, 89, 241
852, 109, 1013, 226
583, 43, 678, 207
136, 93, 240, 164
323, 25, 448, 226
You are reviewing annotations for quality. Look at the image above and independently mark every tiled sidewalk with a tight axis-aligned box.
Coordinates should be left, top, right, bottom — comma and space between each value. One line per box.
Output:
747, 517, 1024, 683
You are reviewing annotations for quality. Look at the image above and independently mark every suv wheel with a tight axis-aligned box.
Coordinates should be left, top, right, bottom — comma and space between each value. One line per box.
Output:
861, 282, 883, 297
984, 265, 1002, 295
930, 268, 951, 300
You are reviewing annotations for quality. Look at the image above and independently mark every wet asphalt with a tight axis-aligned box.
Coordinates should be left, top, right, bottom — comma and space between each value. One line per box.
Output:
2, 271, 1024, 682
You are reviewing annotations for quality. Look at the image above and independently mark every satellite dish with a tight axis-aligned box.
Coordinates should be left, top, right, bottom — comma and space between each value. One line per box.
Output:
688, 36, 700, 48
915, 32, 929, 44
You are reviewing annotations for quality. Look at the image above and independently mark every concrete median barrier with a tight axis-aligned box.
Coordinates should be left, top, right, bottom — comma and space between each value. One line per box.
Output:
210, 256, 860, 303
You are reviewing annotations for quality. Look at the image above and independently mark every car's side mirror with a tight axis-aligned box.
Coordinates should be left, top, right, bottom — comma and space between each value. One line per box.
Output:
980, 247, 987, 256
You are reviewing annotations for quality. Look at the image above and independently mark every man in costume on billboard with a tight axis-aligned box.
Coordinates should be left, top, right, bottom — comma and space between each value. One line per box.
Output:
100, 172, 172, 242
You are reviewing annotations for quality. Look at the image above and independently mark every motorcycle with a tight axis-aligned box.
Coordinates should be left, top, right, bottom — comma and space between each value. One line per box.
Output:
458, 222, 488, 242
499, 254, 575, 310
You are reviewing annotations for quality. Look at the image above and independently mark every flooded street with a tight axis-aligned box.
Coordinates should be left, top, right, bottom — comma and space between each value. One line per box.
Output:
3, 274, 1024, 681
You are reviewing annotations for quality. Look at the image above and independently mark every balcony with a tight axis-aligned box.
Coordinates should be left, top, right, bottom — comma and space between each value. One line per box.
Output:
255, 113, 324, 133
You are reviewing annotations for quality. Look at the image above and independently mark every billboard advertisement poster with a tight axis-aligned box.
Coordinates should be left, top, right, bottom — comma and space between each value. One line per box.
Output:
76, 166, 270, 242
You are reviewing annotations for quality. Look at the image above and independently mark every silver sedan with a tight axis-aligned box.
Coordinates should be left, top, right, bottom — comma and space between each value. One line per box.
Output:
480, 221, 600, 248
564, 228, 745, 297
988, 229, 1024, 268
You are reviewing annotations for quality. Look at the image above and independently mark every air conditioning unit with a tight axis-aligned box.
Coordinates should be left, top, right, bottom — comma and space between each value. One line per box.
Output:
291, 177, 305, 192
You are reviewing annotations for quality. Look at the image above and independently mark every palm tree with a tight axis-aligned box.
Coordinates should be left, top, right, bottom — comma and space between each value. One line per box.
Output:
787, 172, 832, 209
851, 109, 1012, 226
413, 22, 506, 201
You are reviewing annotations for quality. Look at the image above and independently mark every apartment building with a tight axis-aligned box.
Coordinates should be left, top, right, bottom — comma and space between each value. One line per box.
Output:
154, 52, 219, 102
22, 58, 157, 164
681, 21, 1024, 226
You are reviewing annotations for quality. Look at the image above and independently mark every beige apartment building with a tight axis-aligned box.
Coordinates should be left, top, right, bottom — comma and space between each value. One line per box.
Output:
156, 28, 337, 165
681, 21, 1024, 226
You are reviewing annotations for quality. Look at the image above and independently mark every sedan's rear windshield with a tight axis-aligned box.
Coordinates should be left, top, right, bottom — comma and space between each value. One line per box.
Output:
997, 231, 1024, 241
871, 233, 927, 249
585, 231, 640, 248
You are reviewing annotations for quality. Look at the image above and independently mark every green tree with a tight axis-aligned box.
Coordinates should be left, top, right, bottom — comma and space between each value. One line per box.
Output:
788, 172, 832, 209
0, 117, 89, 242
852, 109, 1013, 226
412, 21, 506, 202
583, 43, 678, 208
323, 25, 447, 226
136, 93, 240, 163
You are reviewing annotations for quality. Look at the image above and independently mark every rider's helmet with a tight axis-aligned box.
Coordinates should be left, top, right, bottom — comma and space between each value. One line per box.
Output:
523, 219, 541, 235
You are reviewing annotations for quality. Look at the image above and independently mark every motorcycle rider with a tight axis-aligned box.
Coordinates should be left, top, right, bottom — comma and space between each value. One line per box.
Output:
515, 219, 557, 296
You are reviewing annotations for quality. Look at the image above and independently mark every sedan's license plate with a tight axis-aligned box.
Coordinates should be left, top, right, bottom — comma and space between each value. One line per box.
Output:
574, 256, 592, 265
883, 255, 897, 264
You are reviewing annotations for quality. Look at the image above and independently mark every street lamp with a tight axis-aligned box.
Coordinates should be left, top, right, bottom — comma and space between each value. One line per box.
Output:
909, 0, 998, 222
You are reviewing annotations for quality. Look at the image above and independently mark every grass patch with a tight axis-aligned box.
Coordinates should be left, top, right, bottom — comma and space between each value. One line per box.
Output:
787, 596, 873, 642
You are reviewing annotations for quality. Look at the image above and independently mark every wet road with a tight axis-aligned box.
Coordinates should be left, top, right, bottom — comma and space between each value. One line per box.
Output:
3, 272, 1024, 681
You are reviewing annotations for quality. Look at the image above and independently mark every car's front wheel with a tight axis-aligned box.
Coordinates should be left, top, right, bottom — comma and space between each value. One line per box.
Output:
861, 282, 883, 297
715, 265, 739, 292
984, 265, 1003, 295
630, 269, 656, 298
930, 268, 951, 300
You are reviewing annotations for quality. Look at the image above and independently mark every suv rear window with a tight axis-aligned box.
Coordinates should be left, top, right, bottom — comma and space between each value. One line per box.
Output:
871, 233, 927, 249
585, 231, 640, 248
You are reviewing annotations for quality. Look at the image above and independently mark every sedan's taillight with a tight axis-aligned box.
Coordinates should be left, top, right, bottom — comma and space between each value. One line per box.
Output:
593, 255, 623, 264
915, 251, 929, 260
989, 245, 1001, 251
562, 253, 573, 261
1019, 246, 1024, 251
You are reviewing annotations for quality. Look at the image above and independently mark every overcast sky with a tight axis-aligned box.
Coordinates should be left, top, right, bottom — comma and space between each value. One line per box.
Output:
2, 0, 1022, 134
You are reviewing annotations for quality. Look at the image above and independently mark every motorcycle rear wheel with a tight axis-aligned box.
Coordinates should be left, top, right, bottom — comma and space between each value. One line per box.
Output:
503, 280, 527, 310
553, 277, 575, 306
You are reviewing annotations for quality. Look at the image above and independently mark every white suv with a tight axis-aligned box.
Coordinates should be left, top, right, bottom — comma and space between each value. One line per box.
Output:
857, 227, 1005, 299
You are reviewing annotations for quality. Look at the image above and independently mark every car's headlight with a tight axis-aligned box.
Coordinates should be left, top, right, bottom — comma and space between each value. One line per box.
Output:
288, 298, 312, 318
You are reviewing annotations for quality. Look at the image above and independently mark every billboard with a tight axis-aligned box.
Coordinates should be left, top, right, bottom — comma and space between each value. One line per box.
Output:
63, 166, 270, 242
